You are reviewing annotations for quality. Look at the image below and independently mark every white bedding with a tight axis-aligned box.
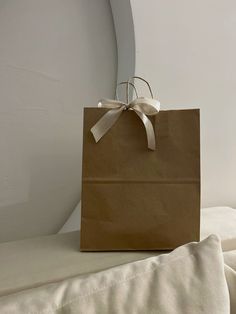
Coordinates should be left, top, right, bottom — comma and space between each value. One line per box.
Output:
201, 206, 236, 251
0, 235, 236, 313
0, 206, 236, 313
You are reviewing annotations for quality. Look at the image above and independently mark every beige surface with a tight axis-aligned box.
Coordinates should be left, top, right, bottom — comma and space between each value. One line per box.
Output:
2, 206, 236, 297
0, 231, 158, 297
0, 235, 235, 314
1, 206, 236, 299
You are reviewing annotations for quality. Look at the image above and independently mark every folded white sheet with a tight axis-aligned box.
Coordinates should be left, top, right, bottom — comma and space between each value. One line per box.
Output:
0, 235, 235, 314
59, 202, 81, 233
201, 206, 236, 251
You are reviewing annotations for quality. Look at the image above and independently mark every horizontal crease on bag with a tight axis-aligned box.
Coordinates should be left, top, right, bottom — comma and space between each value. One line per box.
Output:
83, 179, 200, 184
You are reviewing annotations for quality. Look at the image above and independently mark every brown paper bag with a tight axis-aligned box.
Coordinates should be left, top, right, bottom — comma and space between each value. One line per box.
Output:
80, 80, 200, 251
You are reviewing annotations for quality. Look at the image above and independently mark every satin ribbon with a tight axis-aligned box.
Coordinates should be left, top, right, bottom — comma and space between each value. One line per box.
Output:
90, 97, 160, 150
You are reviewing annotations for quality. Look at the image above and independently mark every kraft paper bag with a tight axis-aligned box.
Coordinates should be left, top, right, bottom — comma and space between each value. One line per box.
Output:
80, 79, 200, 251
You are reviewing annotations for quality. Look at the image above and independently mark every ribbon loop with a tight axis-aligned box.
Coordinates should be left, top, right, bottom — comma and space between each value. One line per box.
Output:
130, 97, 160, 116
91, 103, 125, 143
90, 78, 160, 150
98, 99, 126, 109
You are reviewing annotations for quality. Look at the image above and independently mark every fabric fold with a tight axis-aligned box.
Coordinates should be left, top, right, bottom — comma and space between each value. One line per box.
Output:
0, 235, 233, 314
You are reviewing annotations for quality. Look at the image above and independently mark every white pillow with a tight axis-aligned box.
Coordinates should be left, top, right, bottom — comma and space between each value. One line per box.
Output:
0, 235, 230, 314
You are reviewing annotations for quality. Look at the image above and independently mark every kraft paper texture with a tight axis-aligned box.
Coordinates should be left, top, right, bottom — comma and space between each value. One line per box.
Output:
80, 108, 200, 251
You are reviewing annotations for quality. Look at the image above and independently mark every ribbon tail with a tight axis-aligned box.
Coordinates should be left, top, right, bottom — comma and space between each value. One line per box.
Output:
134, 110, 156, 150
91, 107, 124, 143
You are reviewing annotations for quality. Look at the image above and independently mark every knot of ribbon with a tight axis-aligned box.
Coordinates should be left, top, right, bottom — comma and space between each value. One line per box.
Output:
90, 96, 160, 150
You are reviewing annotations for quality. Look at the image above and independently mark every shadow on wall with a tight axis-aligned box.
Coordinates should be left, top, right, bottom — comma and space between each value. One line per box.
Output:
0, 0, 117, 242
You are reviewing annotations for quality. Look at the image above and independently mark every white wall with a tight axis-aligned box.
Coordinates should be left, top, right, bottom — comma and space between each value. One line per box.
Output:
0, 0, 117, 242
130, 0, 236, 208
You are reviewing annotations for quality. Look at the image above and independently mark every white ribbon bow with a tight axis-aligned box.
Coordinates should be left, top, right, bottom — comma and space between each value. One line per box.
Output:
90, 96, 160, 150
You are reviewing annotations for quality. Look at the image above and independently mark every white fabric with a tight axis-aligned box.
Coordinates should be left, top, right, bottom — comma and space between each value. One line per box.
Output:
0, 235, 235, 314
201, 206, 236, 251
58, 202, 81, 233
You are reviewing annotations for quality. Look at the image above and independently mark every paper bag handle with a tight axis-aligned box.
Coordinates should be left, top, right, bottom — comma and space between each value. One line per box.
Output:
128, 76, 154, 101
115, 81, 138, 103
